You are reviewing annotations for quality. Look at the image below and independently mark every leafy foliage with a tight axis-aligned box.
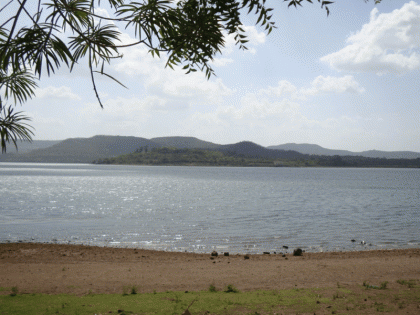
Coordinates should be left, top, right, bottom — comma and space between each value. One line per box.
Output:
0, 0, 336, 152
0, 104, 34, 153
93, 146, 420, 168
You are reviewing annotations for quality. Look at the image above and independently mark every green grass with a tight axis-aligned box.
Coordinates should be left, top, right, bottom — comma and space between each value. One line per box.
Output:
1, 281, 419, 315
0, 289, 328, 315
396, 279, 418, 288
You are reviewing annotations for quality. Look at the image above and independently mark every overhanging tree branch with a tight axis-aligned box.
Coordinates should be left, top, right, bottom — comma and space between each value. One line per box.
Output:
0, 0, 345, 153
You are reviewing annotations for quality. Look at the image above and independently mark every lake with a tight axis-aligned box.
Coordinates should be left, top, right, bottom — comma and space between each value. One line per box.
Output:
1, 163, 419, 254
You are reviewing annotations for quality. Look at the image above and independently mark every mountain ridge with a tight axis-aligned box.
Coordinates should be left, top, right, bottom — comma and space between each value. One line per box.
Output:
1, 135, 419, 163
267, 143, 420, 159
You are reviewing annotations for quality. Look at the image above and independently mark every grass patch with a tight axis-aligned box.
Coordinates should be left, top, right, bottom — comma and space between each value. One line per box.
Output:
0, 289, 330, 315
362, 281, 388, 290
0, 281, 419, 315
397, 279, 417, 288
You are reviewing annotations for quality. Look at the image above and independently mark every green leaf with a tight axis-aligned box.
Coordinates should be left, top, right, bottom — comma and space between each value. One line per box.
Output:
0, 103, 34, 153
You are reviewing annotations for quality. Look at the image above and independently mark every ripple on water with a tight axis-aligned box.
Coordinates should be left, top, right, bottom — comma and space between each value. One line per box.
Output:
1, 165, 420, 253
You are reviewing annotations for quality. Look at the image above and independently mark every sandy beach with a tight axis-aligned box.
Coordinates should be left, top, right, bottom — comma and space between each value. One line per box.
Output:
0, 243, 419, 296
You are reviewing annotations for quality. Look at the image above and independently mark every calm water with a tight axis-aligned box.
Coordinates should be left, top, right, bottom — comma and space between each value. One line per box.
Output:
1, 163, 419, 253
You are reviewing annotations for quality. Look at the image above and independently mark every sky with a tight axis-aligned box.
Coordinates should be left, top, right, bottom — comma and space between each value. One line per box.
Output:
12, 0, 420, 152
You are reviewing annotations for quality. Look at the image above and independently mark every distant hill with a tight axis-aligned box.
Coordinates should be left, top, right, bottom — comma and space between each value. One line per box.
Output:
267, 143, 420, 159
220, 141, 307, 159
2, 140, 60, 154
0, 135, 161, 163
1, 135, 419, 164
0, 137, 307, 164
359, 150, 420, 159
151, 136, 220, 149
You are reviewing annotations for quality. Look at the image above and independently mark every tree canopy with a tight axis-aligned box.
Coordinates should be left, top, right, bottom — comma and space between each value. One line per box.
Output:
0, 0, 339, 152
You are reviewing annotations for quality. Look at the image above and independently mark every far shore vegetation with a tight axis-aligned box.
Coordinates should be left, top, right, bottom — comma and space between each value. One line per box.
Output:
94, 147, 420, 168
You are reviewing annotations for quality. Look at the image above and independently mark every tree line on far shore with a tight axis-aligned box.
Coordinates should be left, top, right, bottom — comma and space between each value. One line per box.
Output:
94, 147, 420, 168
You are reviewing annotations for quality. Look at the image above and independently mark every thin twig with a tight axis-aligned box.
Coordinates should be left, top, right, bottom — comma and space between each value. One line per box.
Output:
2, 0, 28, 55
0, 0, 14, 13
0, 16, 16, 29
89, 47, 104, 109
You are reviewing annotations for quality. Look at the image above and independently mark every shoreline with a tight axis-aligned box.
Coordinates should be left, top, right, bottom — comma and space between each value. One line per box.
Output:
1, 243, 419, 295
1, 240, 418, 255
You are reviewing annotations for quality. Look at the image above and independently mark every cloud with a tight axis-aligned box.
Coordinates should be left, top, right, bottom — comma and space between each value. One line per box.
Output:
212, 25, 266, 64
94, 7, 110, 18
81, 95, 185, 120
210, 57, 234, 67
187, 73, 368, 140
259, 80, 299, 98
237, 93, 300, 119
242, 25, 266, 45
256, 76, 363, 101
321, 1, 420, 74
113, 36, 234, 106
35, 86, 81, 100
302, 75, 365, 95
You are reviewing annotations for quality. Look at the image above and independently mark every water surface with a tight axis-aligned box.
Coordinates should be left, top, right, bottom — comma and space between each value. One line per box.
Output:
1, 163, 419, 253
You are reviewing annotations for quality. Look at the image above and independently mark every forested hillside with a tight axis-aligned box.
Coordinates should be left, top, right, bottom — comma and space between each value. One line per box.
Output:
95, 147, 420, 168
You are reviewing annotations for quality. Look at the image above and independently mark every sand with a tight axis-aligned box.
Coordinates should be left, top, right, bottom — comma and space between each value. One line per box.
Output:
0, 243, 419, 296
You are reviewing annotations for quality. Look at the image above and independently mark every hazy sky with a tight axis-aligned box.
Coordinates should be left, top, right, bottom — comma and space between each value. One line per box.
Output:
16, 1, 420, 152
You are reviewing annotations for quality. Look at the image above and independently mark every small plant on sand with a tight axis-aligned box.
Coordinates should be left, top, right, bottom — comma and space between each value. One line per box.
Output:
208, 284, 217, 292
380, 281, 388, 290
397, 279, 416, 288
224, 284, 239, 293
375, 302, 385, 312
363, 281, 377, 290
362, 281, 388, 290
10, 286, 18, 297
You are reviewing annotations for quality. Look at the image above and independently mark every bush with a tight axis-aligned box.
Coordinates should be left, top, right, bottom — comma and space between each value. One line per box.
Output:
380, 281, 388, 290
208, 284, 217, 292
224, 284, 239, 293
10, 287, 18, 297
293, 248, 303, 256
